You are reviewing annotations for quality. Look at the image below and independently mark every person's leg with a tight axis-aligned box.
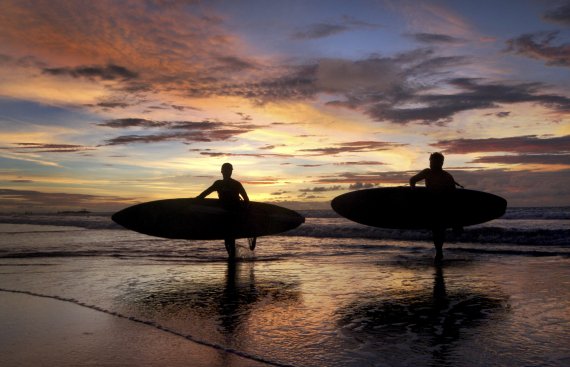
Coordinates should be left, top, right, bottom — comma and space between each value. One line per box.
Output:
225, 238, 236, 259
432, 228, 445, 263
248, 237, 257, 251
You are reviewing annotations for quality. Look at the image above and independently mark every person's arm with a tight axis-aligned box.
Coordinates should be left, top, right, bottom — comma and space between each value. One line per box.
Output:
454, 180, 464, 189
409, 169, 428, 188
238, 182, 249, 204
196, 182, 217, 199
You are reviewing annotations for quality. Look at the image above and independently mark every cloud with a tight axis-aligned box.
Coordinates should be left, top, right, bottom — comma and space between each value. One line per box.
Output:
241, 178, 280, 185
449, 169, 570, 207
270, 190, 290, 196
433, 135, 570, 154
99, 118, 257, 145
292, 16, 381, 40
315, 171, 412, 185
197, 151, 295, 159
348, 182, 378, 189
98, 118, 171, 128
0, 188, 136, 211
367, 78, 570, 124
335, 161, 387, 166
1, 143, 95, 153
506, 31, 570, 67
542, 3, 570, 26
299, 141, 405, 156
94, 101, 131, 109
43, 64, 138, 81
315, 57, 402, 94
470, 154, 570, 166
314, 168, 570, 206
292, 23, 349, 40
407, 32, 465, 44
299, 185, 344, 193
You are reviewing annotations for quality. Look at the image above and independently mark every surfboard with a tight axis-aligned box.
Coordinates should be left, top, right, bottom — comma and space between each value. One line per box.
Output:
112, 198, 305, 240
331, 187, 507, 229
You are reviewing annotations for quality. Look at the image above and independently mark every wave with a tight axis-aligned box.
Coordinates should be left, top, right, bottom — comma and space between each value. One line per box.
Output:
285, 222, 570, 246
1, 208, 569, 247
501, 207, 570, 220
0, 213, 119, 229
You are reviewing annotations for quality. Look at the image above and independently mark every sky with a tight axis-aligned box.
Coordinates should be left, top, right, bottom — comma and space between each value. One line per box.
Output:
0, 0, 569, 212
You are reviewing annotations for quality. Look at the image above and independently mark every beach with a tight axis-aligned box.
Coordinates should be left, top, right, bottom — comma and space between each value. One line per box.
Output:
1, 209, 570, 367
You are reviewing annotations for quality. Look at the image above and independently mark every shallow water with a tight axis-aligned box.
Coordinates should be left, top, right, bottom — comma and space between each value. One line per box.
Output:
1, 225, 570, 366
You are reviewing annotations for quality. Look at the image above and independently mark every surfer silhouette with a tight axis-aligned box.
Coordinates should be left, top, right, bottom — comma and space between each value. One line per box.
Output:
410, 152, 463, 262
197, 163, 255, 259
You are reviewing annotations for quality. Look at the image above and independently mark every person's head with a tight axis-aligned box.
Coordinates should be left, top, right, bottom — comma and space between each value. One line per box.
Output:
429, 152, 445, 170
221, 163, 233, 179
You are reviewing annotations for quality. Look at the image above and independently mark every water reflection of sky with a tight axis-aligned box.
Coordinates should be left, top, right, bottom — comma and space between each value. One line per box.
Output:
112, 256, 515, 367
337, 265, 510, 367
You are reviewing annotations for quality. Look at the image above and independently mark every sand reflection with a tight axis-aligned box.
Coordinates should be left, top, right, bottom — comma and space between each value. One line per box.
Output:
337, 264, 510, 366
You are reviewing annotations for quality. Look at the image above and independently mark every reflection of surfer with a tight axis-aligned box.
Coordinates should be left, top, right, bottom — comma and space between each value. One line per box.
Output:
410, 153, 463, 262
196, 163, 255, 258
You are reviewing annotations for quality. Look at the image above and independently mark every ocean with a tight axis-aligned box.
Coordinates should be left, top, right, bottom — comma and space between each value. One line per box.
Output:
1, 207, 569, 366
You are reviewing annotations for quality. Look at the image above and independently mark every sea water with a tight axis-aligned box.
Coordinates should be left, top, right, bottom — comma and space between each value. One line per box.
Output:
0, 208, 569, 366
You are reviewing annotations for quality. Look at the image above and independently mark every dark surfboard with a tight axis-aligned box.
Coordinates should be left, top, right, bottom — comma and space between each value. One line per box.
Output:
331, 187, 507, 229
112, 198, 305, 240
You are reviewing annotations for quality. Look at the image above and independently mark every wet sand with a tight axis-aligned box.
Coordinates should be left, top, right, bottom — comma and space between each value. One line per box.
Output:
0, 291, 272, 367
1, 252, 570, 367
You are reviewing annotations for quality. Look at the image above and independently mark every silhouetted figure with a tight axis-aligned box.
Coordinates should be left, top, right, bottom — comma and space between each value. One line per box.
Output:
410, 152, 463, 263
197, 163, 255, 259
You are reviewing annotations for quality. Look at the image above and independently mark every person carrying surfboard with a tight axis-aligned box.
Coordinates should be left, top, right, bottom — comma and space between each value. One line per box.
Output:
196, 163, 256, 258
409, 152, 464, 262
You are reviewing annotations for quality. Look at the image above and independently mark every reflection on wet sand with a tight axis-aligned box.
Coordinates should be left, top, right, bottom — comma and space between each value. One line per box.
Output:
337, 265, 510, 366
118, 261, 301, 338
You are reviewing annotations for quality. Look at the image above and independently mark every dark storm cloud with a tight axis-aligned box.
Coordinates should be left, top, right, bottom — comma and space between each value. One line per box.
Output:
542, 3, 570, 26
1, 143, 95, 153
407, 32, 465, 44
470, 154, 570, 165
299, 141, 405, 156
433, 135, 570, 154
292, 16, 381, 40
506, 31, 570, 67
43, 64, 138, 80
99, 118, 256, 145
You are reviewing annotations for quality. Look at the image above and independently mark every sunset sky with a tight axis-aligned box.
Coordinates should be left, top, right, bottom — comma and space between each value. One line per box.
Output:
1, 0, 569, 212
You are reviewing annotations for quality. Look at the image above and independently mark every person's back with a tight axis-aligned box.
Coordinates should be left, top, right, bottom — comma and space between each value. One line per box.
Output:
196, 163, 253, 258
410, 152, 460, 192
415, 168, 456, 193
209, 178, 243, 209
409, 152, 462, 263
